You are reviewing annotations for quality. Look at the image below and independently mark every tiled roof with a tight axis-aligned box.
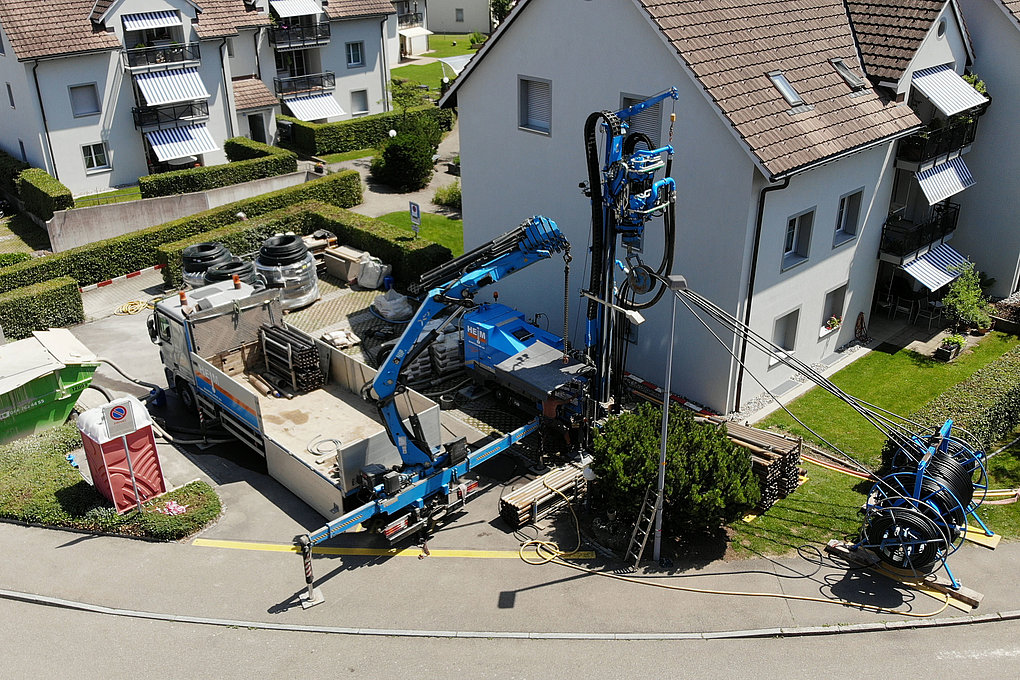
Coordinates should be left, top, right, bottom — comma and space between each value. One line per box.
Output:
325, 0, 396, 21
636, 0, 920, 179
844, 0, 946, 83
89, 0, 114, 24
0, 0, 120, 60
193, 0, 270, 39
233, 76, 279, 110
1001, 0, 1020, 23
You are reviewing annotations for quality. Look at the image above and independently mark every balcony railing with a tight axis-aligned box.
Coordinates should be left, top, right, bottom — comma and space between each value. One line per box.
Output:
124, 42, 201, 68
879, 202, 960, 258
273, 71, 335, 96
132, 101, 209, 129
398, 12, 423, 28
269, 22, 331, 49
897, 116, 981, 165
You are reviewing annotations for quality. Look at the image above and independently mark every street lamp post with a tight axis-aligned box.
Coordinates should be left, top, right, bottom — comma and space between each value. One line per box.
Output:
653, 274, 687, 563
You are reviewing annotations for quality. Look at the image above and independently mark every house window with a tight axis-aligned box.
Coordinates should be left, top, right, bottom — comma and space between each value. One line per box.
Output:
830, 59, 866, 92
69, 84, 101, 117
834, 189, 862, 246
351, 89, 369, 115
346, 42, 364, 68
18, 139, 26, 162
6, 82, 13, 108
455, 8, 464, 22
782, 209, 813, 269
822, 284, 847, 334
226, 38, 234, 58
621, 94, 661, 148
519, 76, 551, 134
771, 309, 799, 365
0, 34, 5, 56
82, 143, 110, 172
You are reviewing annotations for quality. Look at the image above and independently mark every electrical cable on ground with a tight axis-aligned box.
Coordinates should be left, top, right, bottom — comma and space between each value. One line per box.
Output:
518, 482, 952, 618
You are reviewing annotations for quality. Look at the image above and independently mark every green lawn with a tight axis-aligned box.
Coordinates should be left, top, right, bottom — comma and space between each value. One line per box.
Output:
377, 211, 463, 256
73, 185, 141, 208
0, 212, 50, 253
391, 62, 447, 95
735, 332, 1020, 555
320, 148, 376, 163
757, 332, 1020, 467
424, 33, 479, 59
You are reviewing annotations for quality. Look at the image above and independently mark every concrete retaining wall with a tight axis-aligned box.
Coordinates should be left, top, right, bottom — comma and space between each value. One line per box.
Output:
46, 170, 316, 252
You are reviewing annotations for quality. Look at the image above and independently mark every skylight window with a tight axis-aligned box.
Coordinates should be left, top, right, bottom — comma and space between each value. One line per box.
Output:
830, 59, 866, 91
768, 71, 804, 107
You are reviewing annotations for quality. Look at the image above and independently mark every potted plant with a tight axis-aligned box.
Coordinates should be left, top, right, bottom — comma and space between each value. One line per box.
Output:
824, 315, 842, 331
942, 262, 992, 334
935, 334, 966, 362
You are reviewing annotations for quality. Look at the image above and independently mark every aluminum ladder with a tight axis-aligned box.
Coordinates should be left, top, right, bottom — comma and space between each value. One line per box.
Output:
624, 484, 659, 569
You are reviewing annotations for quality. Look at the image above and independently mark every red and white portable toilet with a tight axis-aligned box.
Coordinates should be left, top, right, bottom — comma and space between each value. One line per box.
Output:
77, 396, 166, 514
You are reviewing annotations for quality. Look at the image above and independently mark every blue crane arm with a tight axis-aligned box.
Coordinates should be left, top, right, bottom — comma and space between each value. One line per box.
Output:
369, 215, 569, 470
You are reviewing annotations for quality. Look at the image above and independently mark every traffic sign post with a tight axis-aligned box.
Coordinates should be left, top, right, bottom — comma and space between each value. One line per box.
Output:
409, 201, 421, 236
103, 401, 143, 512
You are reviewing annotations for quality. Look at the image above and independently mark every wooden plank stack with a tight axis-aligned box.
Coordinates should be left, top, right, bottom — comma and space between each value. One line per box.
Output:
697, 416, 802, 511
260, 324, 324, 393
209, 342, 261, 377
499, 463, 587, 530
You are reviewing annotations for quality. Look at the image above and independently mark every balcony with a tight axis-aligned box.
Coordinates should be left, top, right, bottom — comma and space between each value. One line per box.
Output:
273, 71, 335, 96
269, 22, 331, 49
897, 116, 981, 166
879, 202, 960, 261
398, 12, 423, 28
132, 101, 209, 129
124, 42, 201, 69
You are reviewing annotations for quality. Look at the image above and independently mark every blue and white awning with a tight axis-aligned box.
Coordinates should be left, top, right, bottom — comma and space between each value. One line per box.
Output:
145, 124, 219, 162
911, 64, 989, 117
284, 93, 344, 121
135, 67, 210, 107
269, 0, 322, 18
122, 11, 182, 32
916, 157, 975, 205
901, 243, 969, 292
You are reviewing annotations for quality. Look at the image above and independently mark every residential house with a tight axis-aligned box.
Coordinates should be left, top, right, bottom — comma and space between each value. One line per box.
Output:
427, 0, 490, 35
949, 0, 1020, 297
392, 0, 431, 57
0, 0, 396, 197
441, 0, 937, 414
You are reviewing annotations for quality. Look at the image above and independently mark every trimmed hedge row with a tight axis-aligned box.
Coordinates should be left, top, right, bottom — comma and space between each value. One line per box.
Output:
0, 276, 83, 339
0, 170, 362, 293
0, 253, 32, 267
157, 201, 318, 287
282, 106, 455, 156
138, 138, 298, 198
17, 168, 73, 220
0, 149, 29, 195
158, 201, 452, 288
887, 344, 1020, 456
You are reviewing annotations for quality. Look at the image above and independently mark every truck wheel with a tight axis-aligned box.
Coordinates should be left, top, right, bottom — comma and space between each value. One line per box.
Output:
176, 378, 197, 414
164, 368, 175, 389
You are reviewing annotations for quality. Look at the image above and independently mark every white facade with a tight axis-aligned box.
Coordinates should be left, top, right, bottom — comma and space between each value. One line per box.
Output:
427, 0, 490, 35
950, 0, 1020, 297
451, 0, 898, 413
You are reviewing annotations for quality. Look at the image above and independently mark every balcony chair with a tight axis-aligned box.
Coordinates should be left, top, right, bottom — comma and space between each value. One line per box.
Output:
914, 297, 944, 330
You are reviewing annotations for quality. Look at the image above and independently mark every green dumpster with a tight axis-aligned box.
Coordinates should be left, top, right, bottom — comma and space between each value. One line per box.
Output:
0, 329, 99, 444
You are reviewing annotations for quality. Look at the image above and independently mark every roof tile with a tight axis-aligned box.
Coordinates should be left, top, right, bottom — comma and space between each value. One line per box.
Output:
324, 0, 395, 21
232, 76, 279, 110
0, 0, 120, 60
844, 0, 945, 82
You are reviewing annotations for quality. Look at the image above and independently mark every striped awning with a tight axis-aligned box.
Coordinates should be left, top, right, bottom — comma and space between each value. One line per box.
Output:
915, 157, 975, 205
901, 243, 969, 292
145, 124, 219, 162
284, 93, 344, 121
122, 11, 182, 32
135, 67, 210, 107
269, 0, 322, 18
911, 64, 989, 117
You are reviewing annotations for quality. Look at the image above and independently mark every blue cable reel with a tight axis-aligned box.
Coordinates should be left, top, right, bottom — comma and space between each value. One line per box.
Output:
856, 419, 988, 588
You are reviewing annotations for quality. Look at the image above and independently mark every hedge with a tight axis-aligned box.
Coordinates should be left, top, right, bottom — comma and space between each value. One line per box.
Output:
885, 344, 1020, 457
158, 201, 452, 288
17, 168, 73, 221
281, 105, 455, 156
0, 149, 29, 195
138, 138, 298, 198
0, 276, 83, 339
0, 170, 362, 293
0, 253, 31, 267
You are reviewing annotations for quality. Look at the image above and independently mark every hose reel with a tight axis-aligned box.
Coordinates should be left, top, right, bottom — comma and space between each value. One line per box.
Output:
857, 420, 988, 587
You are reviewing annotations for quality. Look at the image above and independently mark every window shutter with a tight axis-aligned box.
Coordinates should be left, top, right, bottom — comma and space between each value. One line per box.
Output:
622, 96, 661, 148
525, 79, 550, 131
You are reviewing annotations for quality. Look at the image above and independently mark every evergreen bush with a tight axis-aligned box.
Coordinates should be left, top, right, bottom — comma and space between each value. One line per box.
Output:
281, 106, 454, 155
138, 138, 297, 198
0, 149, 29, 194
371, 134, 435, 192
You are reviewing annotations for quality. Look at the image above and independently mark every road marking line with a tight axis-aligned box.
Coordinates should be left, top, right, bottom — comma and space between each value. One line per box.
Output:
192, 538, 595, 560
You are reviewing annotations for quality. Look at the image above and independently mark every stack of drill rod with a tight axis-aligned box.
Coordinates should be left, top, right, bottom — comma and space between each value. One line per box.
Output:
260, 324, 323, 393
499, 463, 587, 530
696, 416, 802, 511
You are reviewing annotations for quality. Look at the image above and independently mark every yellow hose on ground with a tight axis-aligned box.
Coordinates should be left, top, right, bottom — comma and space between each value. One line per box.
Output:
114, 299, 157, 315
519, 480, 951, 618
